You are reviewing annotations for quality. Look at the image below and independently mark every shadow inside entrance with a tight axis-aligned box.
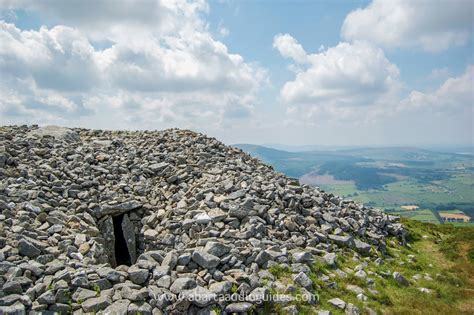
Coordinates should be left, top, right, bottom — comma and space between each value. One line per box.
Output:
113, 213, 132, 266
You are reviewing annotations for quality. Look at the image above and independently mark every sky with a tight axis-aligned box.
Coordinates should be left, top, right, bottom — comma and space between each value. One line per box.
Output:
0, 0, 473, 146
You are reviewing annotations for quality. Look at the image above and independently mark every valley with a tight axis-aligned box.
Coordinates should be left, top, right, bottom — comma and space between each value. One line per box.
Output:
235, 144, 474, 226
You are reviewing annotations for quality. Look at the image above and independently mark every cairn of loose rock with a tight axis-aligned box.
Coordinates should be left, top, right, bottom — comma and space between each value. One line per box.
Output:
0, 125, 405, 314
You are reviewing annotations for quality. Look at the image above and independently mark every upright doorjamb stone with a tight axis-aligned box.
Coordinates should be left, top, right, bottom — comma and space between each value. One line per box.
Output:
100, 216, 117, 267
122, 213, 137, 264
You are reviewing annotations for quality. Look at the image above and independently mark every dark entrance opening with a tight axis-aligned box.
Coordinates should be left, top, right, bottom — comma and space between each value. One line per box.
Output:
113, 214, 131, 266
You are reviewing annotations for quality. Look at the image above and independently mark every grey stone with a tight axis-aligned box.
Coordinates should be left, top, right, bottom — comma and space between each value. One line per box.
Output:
328, 297, 346, 309
161, 252, 178, 270
55, 288, 71, 304
18, 239, 41, 258
103, 299, 131, 315
170, 277, 197, 294
353, 239, 371, 255
97, 267, 125, 283
128, 265, 149, 285
192, 250, 220, 269
300, 287, 317, 305
328, 235, 353, 247
121, 287, 149, 302
225, 302, 253, 313
72, 288, 97, 302
122, 213, 137, 264
37, 290, 56, 304
127, 301, 152, 315
203, 241, 231, 257
155, 275, 171, 289
81, 295, 111, 313
345, 303, 361, 315
292, 251, 312, 264
354, 270, 367, 278
194, 213, 211, 225
153, 266, 171, 279
346, 284, 364, 295
208, 281, 232, 295
0, 294, 22, 307
0, 302, 26, 315
245, 287, 269, 304
255, 250, 272, 266
96, 201, 142, 218
3, 281, 23, 295
149, 162, 170, 173
181, 286, 217, 307
393, 272, 409, 286
177, 253, 192, 265
293, 272, 313, 290
323, 252, 337, 266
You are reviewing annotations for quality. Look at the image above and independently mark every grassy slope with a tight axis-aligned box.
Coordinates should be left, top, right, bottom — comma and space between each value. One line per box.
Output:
267, 219, 474, 314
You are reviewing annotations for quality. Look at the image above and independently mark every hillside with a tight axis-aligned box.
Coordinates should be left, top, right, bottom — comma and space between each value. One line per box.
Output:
234, 144, 474, 226
0, 126, 472, 314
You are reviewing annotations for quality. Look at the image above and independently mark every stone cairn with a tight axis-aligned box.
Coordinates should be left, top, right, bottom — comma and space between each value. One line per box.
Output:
0, 125, 405, 314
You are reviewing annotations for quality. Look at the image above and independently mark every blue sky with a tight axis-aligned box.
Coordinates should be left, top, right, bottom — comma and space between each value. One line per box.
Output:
0, 0, 473, 146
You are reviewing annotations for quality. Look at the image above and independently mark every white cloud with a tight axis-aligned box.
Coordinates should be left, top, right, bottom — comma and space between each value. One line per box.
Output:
0, 23, 101, 92
0, 0, 267, 135
400, 65, 473, 113
1, 0, 209, 43
273, 35, 400, 106
274, 31, 472, 145
273, 33, 308, 64
341, 0, 473, 52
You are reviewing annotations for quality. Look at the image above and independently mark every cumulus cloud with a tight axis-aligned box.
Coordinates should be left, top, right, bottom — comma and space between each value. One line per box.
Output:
280, 64, 473, 145
273, 35, 400, 106
273, 33, 308, 64
341, 0, 473, 52
274, 32, 472, 144
0, 23, 101, 92
400, 65, 474, 113
0, 0, 266, 134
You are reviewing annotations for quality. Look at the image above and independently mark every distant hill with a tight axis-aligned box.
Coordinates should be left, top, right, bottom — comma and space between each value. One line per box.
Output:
233, 143, 474, 223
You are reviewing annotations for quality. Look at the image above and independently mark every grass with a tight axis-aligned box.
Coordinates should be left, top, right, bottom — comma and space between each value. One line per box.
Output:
266, 218, 474, 314
269, 264, 291, 278
372, 219, 474, 314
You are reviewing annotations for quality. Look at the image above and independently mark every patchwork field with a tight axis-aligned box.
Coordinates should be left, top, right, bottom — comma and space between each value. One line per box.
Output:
235, 144, 474, 226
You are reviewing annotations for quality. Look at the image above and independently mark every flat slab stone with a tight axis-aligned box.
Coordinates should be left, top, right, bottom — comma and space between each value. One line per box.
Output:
95, 201, 142, 218
328, 297, 346, 309
225, 302, 253, 313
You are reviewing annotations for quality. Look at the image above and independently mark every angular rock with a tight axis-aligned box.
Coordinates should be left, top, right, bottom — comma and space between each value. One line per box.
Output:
81, 295, 112, 313
128, 265, 149, 285
323, 252, 337, 267
328, 297, 346, 309
170, 277, 197, 294
353, 239, 371, 255
0, 302, 26, 315
72, 288, 98, 302
328, 235, 353, 247
96, 201, 142, 218
225, 302, 253, 313
181, 286, 217, 307
18, 239, 41, 258
192, 250, 220, 269
393, 272, 409, 286
203, 241, 231, 257
293, 272, 313, 290
292, 251, 312, 264
103, 299, 130, 315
